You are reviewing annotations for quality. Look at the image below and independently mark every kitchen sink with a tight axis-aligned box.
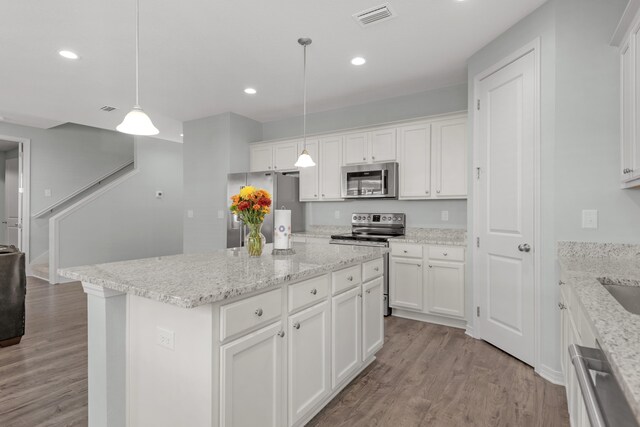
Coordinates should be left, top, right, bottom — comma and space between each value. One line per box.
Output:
598, 279, 640, 315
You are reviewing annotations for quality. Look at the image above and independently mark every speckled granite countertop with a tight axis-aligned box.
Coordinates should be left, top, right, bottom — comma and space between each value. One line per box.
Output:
293, 226, 467, 246
59, 243, 387, 309
558, 241, 640, 421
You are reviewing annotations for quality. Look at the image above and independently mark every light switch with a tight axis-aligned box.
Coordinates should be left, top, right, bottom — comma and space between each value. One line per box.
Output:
441, 210, 449, 221
44, 189, 51, 197
582, 210, 598, 229
187, 210, 194, 218
156, 327, 174, 350
217, 210, 225, 219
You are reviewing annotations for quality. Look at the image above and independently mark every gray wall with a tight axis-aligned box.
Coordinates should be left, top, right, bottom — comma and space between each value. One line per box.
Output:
262, 83, 469, 228
183, 112, 263, 253
57, 138, 183, 269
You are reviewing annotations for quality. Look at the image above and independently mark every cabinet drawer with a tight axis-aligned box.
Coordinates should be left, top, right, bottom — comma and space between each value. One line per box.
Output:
428, 246, 464, 262
362, 258, 384, 282
289, 275, 329, 313
220, 288, 282, 341
332, 265, 362, 295
391, 243, 423, 258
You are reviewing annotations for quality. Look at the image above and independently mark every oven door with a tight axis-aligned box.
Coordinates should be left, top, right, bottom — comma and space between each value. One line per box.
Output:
341, 162, 398, 199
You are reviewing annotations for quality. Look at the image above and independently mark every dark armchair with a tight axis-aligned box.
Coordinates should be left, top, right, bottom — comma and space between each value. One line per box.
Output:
0, 245, 26, 347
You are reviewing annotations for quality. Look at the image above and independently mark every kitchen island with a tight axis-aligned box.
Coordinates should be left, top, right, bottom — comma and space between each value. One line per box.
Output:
60, 243, 387, 427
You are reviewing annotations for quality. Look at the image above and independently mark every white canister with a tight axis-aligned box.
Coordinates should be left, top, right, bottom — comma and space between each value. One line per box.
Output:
273, 209, 292, 250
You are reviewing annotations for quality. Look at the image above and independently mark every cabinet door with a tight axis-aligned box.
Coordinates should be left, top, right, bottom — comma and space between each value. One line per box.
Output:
273, 141, 299, 171
426, 261, 464, 318
299, 139, 319, 201
622, 41, 635, 182
362, 277, 384, 361
390, 257, 423, 311
343, 132, 369, 165
320, 136, 343, 200
220, 322, 284, 427
250, 145, 273, 172
332, 286, 362, 388
370, 128, 397, 163
398, 124, 431, 199
432, 118, 467, 198
288, 301, 331, 426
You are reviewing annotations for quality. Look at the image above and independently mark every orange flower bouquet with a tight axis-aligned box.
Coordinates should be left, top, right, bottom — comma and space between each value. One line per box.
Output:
230, 186, 272, 256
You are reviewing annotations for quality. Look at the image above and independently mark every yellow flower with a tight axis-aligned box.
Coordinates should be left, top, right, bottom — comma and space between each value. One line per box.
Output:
239, 186, 256, 199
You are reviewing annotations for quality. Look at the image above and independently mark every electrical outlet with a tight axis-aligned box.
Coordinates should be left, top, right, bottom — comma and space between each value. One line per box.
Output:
217, 210, 225, 219
155, 190, 163, 199
441, 210, 449, 221
334, 210, 340, 219
187, 210, 194, 218
44, 189, 51, 197
582, 210, 598, 229
157, 327, 174, 350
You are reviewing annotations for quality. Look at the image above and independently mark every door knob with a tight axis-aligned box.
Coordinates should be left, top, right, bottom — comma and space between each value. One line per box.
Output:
518, 243, 531, 253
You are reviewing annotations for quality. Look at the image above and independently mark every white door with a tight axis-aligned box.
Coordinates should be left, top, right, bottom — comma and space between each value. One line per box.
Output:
331, 286, 361, 388
319, 136, 343, 200
432, 118, 467, 198
370, 128, 396, 163
389, 257, 423, 311
273, 142, 299, 171
220, 321, 284, 427
362, 277, 384, 360
426, 261, 465, 318
398, 124, 431, 199
476, 49, 536, 365
622, 42, 635, 181
288, 301, 330, 426
298, 139, 319, 201
343, 132, 368, 165
250, 145, 273, 172
5, 156, 20, 248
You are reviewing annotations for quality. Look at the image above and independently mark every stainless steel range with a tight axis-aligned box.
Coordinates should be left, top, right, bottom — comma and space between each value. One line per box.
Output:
330, 213, 406, 316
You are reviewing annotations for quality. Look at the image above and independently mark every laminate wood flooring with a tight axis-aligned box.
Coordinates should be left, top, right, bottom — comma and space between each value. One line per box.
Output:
0, 278, 569, 427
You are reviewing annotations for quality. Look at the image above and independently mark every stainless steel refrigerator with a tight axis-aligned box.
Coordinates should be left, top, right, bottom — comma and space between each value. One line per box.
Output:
227, 172, 305, 248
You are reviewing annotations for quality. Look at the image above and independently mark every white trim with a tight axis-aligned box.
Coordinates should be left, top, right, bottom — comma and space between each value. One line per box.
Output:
536, 364, 564, 386
391, 309, 467, 330
471, 38, 542, 370
82, 282, 126, 298
465, 323, 476, 339
611, 0, 640, 47
32, 159, 134, 218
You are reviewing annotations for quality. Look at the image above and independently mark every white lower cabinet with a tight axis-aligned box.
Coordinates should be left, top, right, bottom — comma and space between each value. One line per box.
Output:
332, 286, 362, 388
390, 257, 423, 311
426, 261, 465, 318
220, 321, 285, 427
362, 277, 384, 360
288, 301, 331, 426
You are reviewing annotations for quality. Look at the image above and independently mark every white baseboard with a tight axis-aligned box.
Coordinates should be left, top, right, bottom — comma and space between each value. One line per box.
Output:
392, 309, 467, 330
536, 364, 564, 386
465, 323, 476, 338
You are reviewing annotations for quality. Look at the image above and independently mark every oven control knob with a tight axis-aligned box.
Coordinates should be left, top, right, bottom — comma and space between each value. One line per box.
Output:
367, 216, 371, 220
382, 216, 387, 221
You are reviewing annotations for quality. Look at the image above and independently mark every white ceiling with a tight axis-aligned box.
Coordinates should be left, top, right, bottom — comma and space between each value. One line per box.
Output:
0, 0, 548, 142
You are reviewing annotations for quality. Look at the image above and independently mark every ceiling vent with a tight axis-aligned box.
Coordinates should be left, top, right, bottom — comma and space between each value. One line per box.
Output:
100, 105, 117, 112
353, 4, 396, 27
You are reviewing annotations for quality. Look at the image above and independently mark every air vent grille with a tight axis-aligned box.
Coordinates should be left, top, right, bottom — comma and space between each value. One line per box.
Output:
353, 4, 395, 27
100, 105, 117, 112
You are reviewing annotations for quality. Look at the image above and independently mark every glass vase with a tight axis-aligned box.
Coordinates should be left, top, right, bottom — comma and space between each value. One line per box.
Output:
245, 222, 266, 257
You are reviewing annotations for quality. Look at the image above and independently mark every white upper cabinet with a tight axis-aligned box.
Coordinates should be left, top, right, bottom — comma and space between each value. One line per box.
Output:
398, 124, 432, 199
319, 136, 343, 200
298, 139, 319, 201
370, 128, 397, 163
250, 144, 274, 172
273, 141, 300, 171
343, 132, 369, 165
432, 118, 467, 198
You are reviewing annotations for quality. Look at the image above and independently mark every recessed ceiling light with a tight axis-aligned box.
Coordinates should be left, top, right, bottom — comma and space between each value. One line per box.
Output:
58, 50, 79, 60
351, 57, 366, 66
244, 88, 257, 95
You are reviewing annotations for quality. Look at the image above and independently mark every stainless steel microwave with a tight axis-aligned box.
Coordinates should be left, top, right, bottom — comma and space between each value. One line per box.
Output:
341, 162, 398, 199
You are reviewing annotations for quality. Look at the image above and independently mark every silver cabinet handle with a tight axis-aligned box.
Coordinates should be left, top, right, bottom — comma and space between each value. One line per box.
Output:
436, 190, 441, 194
277, 330, 285, 338
403, 250, 408, 253
1, 221, 6, 224
363, 157, 366, 161
372, 156, 375, 160
558, 302, 566, 310
373, 267, 379, 272
428, 265, 432, 268
268, 166, 272, 169
314, 194, 317, 197
358, 293, 362, 298
366, 289, 371, 294
518, 243, 531, 252
347, 276, 353, 281
322, 194, 325, 197
417, 264, 422, 267
255, 308, 263, 317
443, 252, 448, 256
310, 288, 317, 295
425, 190, 429, 194
559, 280, 565, 286
293, 322, 301, 330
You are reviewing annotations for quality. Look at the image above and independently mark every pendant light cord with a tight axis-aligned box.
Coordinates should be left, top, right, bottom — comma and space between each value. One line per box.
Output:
135, 0, 140, 106
302, 44, 307, 149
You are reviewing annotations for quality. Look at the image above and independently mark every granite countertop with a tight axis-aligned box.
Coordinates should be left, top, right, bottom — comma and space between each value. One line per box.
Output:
294, 226, 467, 246
59, 243, 387, 309
557, 241, 640, 421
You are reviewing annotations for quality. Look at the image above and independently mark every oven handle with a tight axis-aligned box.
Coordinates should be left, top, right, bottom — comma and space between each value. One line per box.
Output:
569, 344, 607, 427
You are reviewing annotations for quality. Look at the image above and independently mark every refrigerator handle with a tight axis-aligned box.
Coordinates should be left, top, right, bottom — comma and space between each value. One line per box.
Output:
240, 223, 245, 247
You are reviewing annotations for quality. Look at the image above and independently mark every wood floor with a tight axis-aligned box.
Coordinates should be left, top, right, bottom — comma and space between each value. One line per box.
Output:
0, 278, 569, 427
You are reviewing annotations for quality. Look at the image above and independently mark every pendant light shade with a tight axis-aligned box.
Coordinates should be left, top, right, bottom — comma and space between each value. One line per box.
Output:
117, 0, 159, 136
296, 37, 315, 168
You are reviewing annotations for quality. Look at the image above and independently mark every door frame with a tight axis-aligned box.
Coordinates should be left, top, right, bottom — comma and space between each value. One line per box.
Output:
0, 134, 31, 271
471, 38, 542, 373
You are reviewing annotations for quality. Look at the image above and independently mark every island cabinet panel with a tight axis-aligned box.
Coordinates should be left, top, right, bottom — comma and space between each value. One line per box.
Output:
362, 276, 384, 360
220, 321, 285, 427
288, 301, 331, 426
332, 286, 362, 388
219, 288, 282, 341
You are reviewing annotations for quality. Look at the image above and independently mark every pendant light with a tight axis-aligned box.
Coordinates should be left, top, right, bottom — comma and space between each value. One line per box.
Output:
117, 0, 159, 136
294, 37, 316, 168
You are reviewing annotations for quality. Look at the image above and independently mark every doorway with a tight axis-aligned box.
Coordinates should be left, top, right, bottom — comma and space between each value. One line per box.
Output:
473, 39, 540, 367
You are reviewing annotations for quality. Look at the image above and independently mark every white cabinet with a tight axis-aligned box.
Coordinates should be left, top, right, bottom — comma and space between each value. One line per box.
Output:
343, 128, 397, 165
288, 301, 331, 426
426, 261, 465, 318
432, 118, 467, 198
362, 276, 384, 361
220, 321, 285, 427
298, 139, 319, 201
398, 124, 432, 199
331, 286, 362, 388
250, 144, 275, 172
250, 141, 300, 172
319, 136, 343, 200
390, 257, 423, 311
